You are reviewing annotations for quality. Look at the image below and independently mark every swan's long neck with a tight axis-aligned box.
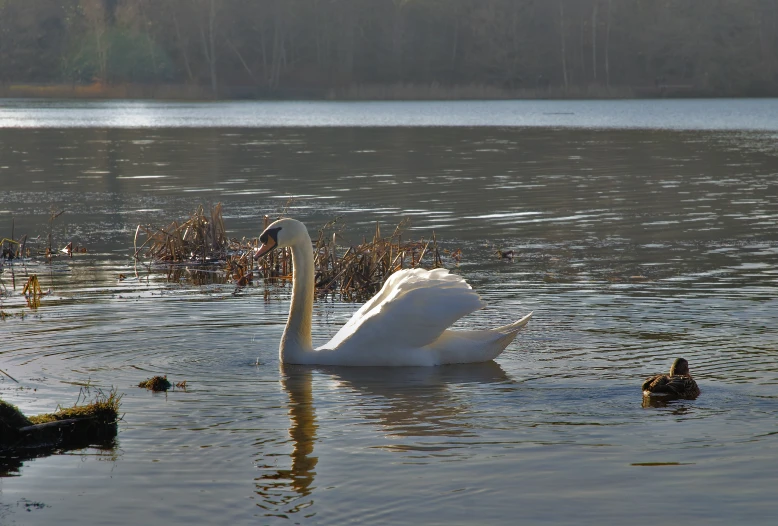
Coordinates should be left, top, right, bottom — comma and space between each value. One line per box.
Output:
280, 234, 315, 361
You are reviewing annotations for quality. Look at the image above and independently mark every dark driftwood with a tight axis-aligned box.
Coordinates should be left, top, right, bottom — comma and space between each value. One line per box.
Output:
3, 416, 117, 453
18, 417, 89, 433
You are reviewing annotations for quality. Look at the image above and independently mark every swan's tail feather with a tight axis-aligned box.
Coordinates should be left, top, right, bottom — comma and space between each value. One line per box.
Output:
491, 311, 533, 351
496, 311, 533, 334
429, 312, 532, 364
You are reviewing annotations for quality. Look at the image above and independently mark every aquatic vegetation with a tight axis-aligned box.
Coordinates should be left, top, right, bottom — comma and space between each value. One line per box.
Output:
138, 376, 172, 391
27, 389, 122, 425
307, 217, 447, 299
134, 203, 230, 264
21, 274, 43, 296
1, 237, 20, 260
134, 204, 457, 298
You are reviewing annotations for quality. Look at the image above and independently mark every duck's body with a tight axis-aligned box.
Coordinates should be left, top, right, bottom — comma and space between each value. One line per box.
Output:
255, 218, 532, 366
642, 358, 700, 399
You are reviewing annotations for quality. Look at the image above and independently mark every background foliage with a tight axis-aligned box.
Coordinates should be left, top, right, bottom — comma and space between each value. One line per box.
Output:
0, 0, 776, 97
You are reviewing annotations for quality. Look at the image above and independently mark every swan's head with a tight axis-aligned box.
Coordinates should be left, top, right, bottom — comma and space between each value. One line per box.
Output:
254, 218, 308, 260
669, 357, 690, 376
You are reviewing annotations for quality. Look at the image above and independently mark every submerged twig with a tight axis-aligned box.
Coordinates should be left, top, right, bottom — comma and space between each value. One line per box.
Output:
0, 368, 19, 383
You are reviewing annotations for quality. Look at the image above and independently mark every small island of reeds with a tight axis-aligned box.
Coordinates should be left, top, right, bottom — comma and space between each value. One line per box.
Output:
133, 204, 458, 299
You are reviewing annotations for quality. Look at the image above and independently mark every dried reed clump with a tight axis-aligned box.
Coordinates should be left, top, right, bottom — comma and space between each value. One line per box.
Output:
309, 217, 447, 299
248, 216, 450, 298
134, 205, 458, 298
135, 203, 229, 264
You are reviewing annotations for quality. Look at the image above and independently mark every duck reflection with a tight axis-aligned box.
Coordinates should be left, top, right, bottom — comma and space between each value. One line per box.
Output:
641, 397, 694, 413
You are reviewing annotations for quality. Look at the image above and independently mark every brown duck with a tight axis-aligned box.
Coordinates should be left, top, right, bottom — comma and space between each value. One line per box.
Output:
642, 358, 701, 399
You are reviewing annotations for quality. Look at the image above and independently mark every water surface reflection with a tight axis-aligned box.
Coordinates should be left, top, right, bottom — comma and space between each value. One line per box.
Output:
2, 108, 778, 524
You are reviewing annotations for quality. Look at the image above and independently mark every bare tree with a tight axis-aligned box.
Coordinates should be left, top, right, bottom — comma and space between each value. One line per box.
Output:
605, 0, 611, 89
560, 1, 568, 92
592, 1, 598, 81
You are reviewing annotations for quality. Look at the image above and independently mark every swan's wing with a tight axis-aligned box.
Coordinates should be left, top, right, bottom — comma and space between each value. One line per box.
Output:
319, 268, 485, 351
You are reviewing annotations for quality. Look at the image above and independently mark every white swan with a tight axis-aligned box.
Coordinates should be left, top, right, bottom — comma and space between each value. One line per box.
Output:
255, 218, 532, 366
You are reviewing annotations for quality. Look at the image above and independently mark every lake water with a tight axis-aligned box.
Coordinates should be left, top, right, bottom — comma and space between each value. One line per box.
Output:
1, 99, 777, 525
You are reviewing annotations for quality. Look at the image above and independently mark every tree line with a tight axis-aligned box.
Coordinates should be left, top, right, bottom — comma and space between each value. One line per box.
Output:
1, 0, 777, 98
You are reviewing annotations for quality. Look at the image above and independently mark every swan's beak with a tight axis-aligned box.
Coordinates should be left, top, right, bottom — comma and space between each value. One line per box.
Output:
254, 237, 276, 260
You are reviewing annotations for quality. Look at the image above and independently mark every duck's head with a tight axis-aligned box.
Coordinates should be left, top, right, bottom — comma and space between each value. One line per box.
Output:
669, 357, 690, 376
254, 218, 307, 260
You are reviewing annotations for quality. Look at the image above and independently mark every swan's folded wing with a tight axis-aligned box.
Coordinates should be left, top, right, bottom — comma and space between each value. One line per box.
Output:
319, 268, 486, 351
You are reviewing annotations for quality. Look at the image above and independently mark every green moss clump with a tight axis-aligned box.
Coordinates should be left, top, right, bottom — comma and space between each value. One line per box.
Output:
138, 375, 171, 391
27, 389, 122, 425
1, 399, 33, 434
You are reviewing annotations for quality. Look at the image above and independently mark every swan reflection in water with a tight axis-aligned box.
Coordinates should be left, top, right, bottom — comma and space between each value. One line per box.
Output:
254, 366, 318, 519
324, 360, 511, 441
254, 361, 512, 517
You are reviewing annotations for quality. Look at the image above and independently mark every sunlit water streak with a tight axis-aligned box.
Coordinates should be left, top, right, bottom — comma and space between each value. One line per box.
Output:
1, 103, 778, 524
3, 99, 778, 130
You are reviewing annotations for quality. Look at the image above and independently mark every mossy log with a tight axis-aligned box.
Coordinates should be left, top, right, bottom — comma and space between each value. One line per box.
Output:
0, 390, 121, 454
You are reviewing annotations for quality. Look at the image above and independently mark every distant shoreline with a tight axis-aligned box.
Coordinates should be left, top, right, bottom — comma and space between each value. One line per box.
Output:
0, 82, 719, 102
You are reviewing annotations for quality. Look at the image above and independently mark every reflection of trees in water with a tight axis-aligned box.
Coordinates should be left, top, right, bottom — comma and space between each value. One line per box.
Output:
254, 361, 511, 518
